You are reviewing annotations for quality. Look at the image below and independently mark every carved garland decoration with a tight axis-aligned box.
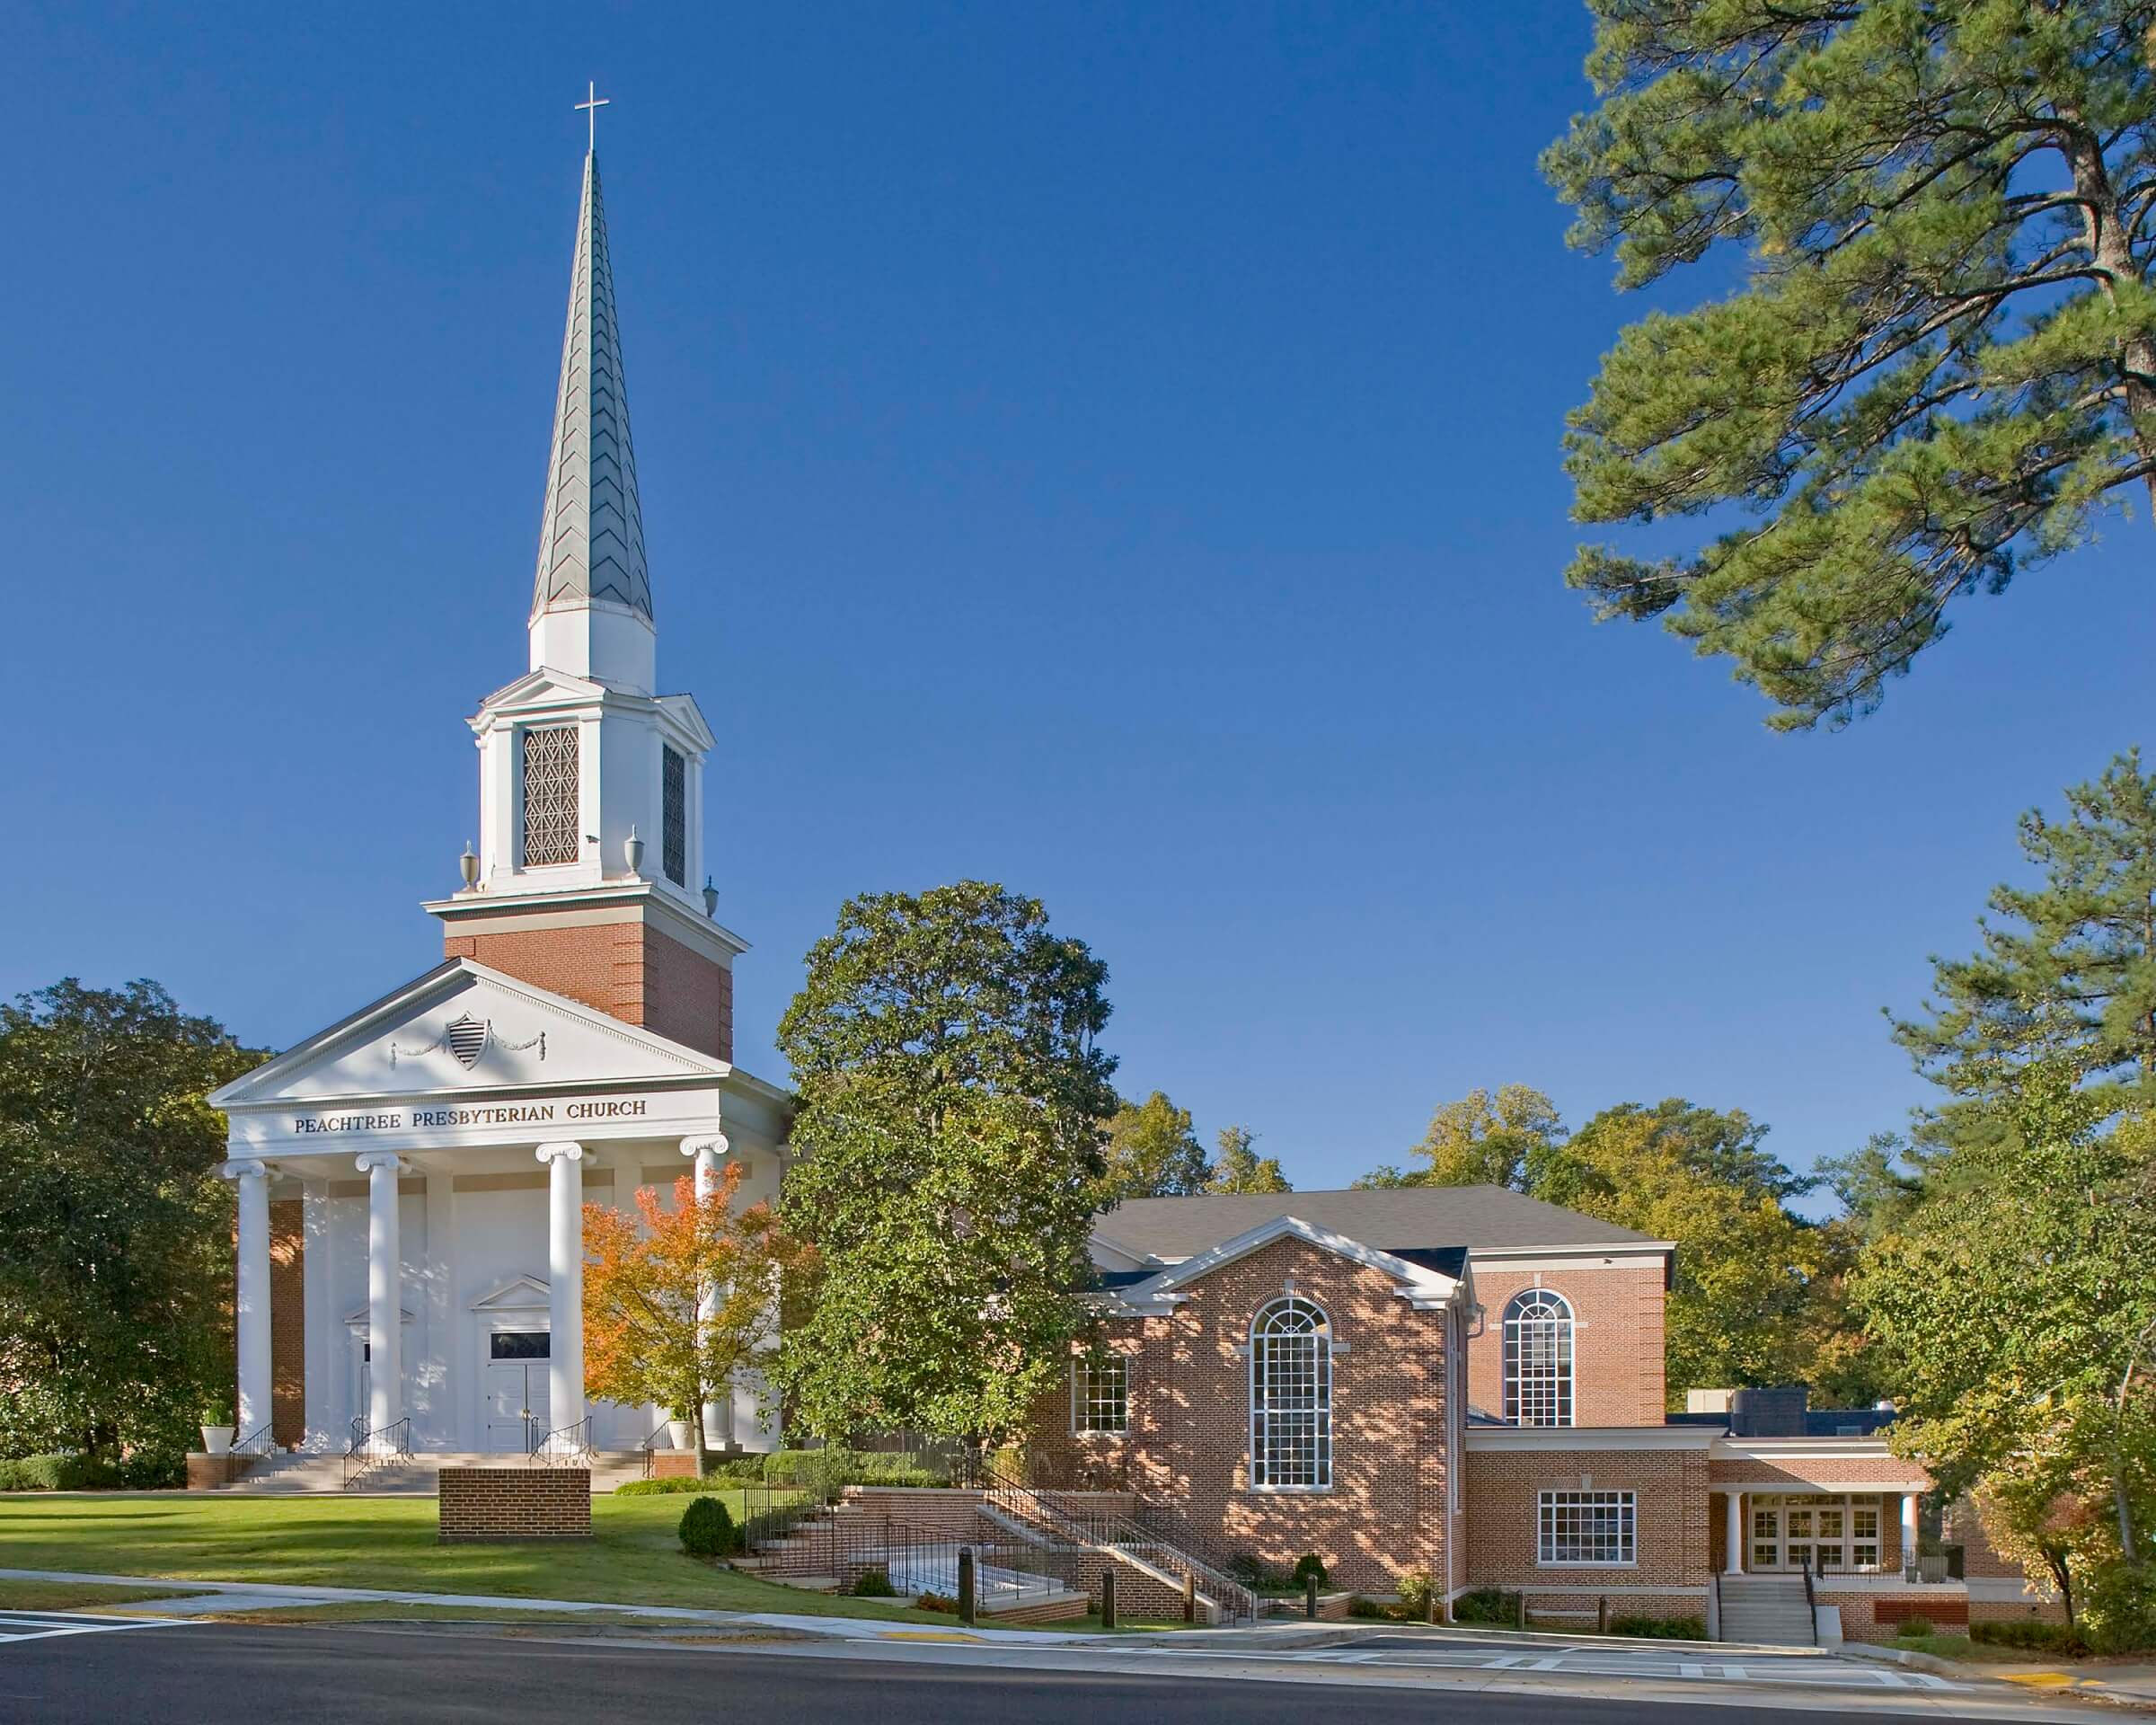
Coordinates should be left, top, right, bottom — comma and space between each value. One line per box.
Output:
388, 1013, 547, 1070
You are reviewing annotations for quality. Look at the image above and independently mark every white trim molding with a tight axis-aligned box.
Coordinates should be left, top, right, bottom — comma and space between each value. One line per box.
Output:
1467, 1425, 1719, 1453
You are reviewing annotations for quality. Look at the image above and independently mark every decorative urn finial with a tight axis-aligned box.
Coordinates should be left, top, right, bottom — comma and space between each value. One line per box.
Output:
702, 876, 720, 917
624, 825, 645, 877
458, 842, 481, 889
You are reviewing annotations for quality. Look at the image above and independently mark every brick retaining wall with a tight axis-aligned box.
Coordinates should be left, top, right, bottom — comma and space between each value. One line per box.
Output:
438, 1466, 592, 1540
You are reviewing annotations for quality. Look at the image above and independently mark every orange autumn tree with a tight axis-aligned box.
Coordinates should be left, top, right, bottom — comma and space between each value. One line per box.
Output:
583, 1163, 813, 1471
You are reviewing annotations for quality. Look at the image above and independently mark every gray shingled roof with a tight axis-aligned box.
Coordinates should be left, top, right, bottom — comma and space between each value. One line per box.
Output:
1091, 1185, 1663, 1262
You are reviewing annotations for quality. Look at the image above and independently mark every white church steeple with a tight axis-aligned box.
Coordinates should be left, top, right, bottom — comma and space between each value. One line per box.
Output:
527, 145, 657, 695
427, 119, 747, 1065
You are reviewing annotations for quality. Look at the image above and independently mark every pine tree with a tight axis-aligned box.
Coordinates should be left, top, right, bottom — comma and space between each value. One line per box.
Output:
1545, 3, 2156, 728
1895, 751, 2156, 1141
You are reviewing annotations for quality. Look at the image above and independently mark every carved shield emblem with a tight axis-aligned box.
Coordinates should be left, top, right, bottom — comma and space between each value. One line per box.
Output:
446, 1015, 488, 1070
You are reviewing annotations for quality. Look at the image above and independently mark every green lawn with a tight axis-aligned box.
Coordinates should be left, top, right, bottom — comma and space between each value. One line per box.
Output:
0, 1577, 205, 1612
1886, 1632, 2061, 1666
0, 1494, 943, 1622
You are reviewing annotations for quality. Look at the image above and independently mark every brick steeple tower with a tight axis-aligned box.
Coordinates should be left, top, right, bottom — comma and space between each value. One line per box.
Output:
424, 143, 743, 1061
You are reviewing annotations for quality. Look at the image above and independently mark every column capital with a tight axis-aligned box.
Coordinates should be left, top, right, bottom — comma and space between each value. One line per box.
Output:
535, 1141, 585, 1165
220, 1156, 273, 1183
680, 1134, 730, 1159
354, 1152, 409, 1176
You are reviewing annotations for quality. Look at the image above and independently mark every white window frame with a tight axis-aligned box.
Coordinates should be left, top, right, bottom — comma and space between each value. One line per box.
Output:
1537, 1489, 1636, 1568
1071, 1355, 1128, 1435
1249, 1296, 1332, 1491
1503, 1288, 1575, 1427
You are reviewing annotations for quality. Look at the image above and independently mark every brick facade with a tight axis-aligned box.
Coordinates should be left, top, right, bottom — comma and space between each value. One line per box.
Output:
437, 1466, 593, 1540
442, 916, 733, 1060
1466, 1263, 1666, 1426
1462, 1442, 1711, 1614
1026, 1235, 1453, 1593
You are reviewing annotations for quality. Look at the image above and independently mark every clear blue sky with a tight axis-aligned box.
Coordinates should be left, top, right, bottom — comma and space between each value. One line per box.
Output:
6, 2, 2150, 1196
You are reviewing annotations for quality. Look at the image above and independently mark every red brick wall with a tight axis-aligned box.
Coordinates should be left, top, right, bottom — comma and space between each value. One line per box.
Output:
437, 1466, 593, 1540
1026, 1236, 1453, 1593
1462, 1444, 1711, 1598
1467, 1264, 1666, 1426
444, 916, 734, 1059
270, 1199, 305, 1447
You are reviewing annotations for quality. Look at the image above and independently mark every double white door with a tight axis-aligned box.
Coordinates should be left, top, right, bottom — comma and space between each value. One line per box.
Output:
483, 1330, 551, 1452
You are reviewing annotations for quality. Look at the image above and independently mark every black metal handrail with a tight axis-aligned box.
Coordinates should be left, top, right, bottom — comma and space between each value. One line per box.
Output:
640, 1420, 676, 1481
230, 1420, 280, 1458
753, 1508, 1079, 1615
528, 1413, 594, 1466
959, 1455, 1259, 1623
342, 1416, 412, 1490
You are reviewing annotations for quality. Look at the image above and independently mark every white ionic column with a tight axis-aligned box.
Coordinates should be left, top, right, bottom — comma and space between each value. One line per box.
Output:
1724, 1491, 1745, 1576
681, 1135, 729, 1446
1901, 1491, 1922, 1574
354, 1153, 406, 1436
537, 1143, 587, 1443
224, 1159, 273, 1440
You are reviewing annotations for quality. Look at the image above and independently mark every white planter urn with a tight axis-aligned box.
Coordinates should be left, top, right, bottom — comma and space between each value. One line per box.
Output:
667, 1419, 694, 1452
200, 1426, 234, 1455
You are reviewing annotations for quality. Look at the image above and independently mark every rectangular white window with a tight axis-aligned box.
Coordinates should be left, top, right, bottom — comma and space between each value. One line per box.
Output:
1538, 1490, 1636, 1566
661, 745, 686, 886
520, 725, 580, 867
1072, 1357, 1128, 1434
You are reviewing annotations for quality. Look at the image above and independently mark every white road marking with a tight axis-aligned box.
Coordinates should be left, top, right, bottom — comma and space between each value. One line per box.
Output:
0, 1609, 198, 1646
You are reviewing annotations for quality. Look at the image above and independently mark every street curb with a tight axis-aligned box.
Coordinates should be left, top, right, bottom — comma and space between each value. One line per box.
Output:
1838, 1642, 2156, 1714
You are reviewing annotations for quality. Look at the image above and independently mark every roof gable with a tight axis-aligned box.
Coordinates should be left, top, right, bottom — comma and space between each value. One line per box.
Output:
1109, 1214, 1465, 1313
208, 959, 726, 1111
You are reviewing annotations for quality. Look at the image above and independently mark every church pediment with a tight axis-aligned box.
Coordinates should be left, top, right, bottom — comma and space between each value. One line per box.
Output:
210, 959, 726, 1113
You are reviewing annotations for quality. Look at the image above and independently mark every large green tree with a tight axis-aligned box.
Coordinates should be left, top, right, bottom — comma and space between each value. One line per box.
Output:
1895, 751, 2156, 1145
0, 979, 261, 1463
1096, 1090, 1213, 1200
771, 882, 1118, 1445
1206, 1125, 1291, 1194
1546, 2, 2156, 729
1853, 1065, 2156, 1647
1355, 1084, 1564, 1190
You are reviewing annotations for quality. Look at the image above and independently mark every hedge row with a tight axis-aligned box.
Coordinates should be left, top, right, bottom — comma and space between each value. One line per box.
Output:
0, 1451, 185, 1491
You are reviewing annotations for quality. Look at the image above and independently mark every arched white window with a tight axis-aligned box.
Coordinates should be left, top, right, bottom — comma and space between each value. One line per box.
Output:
1504, 1289, 1574, 1426
1250, 1296, 1332, 1489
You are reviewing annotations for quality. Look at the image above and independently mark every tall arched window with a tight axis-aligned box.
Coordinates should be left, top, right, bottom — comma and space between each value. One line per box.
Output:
1503, 1289, 1574, 1426
1250, 1296, 1332, 1488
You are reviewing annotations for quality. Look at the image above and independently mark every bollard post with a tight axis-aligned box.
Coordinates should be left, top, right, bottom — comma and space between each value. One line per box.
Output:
1182, 1573, 1196, 1624
958, 1546, 976, 1626
1597, 1595, 1609, 1634
1305, 1574, 1319, 1620
1515, 1590, 1526, 1631
1427, 1585, 1439, 1626
1100, 1567, 1118, 1631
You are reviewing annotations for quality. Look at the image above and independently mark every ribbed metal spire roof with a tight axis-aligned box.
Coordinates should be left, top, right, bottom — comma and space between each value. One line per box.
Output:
531, 152, 651, 623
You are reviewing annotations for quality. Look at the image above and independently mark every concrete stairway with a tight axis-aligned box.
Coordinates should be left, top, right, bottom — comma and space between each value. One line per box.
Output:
1718, 1573, 1815, 1645
214, 1449, 649, 1495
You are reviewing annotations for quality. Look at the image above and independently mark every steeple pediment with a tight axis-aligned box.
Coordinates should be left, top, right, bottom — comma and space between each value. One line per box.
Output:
210, 959, 728, 1113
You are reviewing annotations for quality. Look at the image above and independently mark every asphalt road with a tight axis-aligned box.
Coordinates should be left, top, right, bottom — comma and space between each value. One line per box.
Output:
0, 1621, 2025, 1725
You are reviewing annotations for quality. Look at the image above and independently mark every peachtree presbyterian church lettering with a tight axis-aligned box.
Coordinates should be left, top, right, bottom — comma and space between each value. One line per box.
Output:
201, 121, 2054, 1643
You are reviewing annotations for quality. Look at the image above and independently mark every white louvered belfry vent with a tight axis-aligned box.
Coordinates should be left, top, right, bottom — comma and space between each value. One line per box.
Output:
661, 745, 686, 885
520, 725, 580, 867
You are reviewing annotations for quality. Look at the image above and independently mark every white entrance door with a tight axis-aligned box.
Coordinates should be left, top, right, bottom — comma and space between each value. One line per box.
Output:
1750, 1494, 1883, 1573
483, 1330, 551, 1453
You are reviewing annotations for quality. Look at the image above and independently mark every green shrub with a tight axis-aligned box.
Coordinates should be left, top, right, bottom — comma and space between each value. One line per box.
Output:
1451, 1587, 1522, 1625
676, 1494, 738, 1558
914, 1590, 959, 1614
1610, 1614, 1707, 1641
1973, 1619, 2090, 1655
1346, 1595, 1386, 1619
1394, 1570, 1439, 1621
759, 1448, 945, 1502
1895, 1614, 1936, 1639
617, 1474, 760, 1496
851, 1566, 897, 1597
0, 1453, 113, 1491
1292, 1553, 1329, 1589
2084, 1564, 2156, 1654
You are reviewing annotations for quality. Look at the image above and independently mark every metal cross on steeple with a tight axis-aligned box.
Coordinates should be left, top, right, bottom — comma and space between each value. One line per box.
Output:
576, 81, 610, 153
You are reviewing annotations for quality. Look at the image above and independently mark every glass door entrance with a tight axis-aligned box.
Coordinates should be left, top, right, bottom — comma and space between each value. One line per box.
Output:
1748, 1494, 1881, 1573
